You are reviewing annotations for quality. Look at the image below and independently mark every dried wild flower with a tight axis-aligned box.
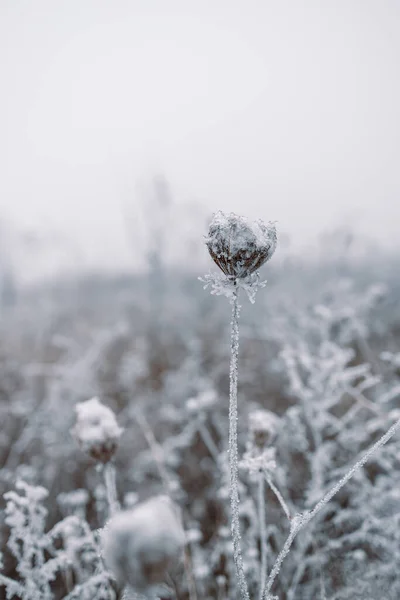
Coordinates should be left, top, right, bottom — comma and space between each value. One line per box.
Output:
72, 397, 123, 464
205, 211, 277, 279
249, 409, 281, 450
201, 211, 278, 600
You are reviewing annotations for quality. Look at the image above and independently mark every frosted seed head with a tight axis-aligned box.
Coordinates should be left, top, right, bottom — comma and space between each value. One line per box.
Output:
102, 495, 185, 593
249, 409, 281, 449
205, 211, 277, 279
71, 397, 123, 464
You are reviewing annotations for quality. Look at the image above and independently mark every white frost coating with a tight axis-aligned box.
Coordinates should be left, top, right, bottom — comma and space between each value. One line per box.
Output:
206, 211, 277, 279
72, 397, 123, 463
200, 270, 267, 303
102, 495, 185, 594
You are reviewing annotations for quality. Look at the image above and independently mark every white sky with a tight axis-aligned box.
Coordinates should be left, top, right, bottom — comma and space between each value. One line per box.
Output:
1, 0, 399, 274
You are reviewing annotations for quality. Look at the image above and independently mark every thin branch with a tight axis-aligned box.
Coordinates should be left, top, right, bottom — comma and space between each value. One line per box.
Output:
265, 473, 291, 522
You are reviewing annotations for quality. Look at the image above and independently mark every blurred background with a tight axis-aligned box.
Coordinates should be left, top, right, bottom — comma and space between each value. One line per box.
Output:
1, 0, 400, 285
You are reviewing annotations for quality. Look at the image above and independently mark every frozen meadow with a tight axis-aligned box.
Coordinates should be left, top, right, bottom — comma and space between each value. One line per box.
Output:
1, 214, 400, 599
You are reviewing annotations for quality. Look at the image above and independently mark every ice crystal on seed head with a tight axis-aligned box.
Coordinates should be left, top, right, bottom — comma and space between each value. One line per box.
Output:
240, 446, 277, 476
72, 397, 123, 464
200, 270, 268, 303
205, 211, 277, 279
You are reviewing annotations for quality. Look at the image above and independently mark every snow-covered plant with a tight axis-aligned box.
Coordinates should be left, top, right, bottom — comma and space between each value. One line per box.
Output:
54, 515, 116, 600
102, 495, 185, 597
205, 211, 276, 281
258, 294, 400, 599
72, 397, 123, 465
239, 410, 289, 600
201, 211, 276, 304
0, 480, 117, 600
0, 480, 68, 600
72, 397, 122, 517
202, 211, 277, 600
262, 413, 400, 599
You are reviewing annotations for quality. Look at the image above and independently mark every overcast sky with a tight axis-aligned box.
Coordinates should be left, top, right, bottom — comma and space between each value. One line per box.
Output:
1, 0, 399, 274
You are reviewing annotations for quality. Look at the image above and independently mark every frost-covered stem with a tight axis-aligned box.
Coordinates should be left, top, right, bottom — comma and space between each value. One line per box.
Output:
263, 522, 300, 600
258, 474, 268, 600
265, 473, 291, 522
103, 462, 119, 517
263, 417, 400, 599
229, 284, 250, 600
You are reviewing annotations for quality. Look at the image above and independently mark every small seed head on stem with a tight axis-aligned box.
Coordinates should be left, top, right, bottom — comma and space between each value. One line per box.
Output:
71, 397, 123, 464
249, 409, 281, 450
206, 211, 277, 279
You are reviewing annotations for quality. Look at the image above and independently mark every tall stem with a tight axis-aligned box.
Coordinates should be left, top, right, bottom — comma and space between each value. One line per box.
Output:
258, 474, 267, 600
229, 285, 250, 600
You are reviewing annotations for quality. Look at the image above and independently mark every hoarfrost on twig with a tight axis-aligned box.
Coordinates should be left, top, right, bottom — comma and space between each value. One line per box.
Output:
229, 287, 250, 600
258, 474, 268, 600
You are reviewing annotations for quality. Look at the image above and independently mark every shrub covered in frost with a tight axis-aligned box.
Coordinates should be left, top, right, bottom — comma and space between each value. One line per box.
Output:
102, 495, 185, 595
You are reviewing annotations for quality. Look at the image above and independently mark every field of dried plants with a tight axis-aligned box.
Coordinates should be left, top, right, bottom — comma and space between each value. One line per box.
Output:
1, 221, 400, 600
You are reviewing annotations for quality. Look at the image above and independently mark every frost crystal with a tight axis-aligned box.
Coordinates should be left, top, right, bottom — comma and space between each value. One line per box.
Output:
200, 270, 268, 303
205, 211, 277, 279
72, 397, 123, 463
240, 446, 277, 476
102, 495, 185, 593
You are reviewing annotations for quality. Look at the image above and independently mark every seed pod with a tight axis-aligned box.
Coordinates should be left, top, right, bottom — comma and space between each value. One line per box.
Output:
249, 409, 280, 450
71, 397, 123, 464
205, 211, 277, 279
